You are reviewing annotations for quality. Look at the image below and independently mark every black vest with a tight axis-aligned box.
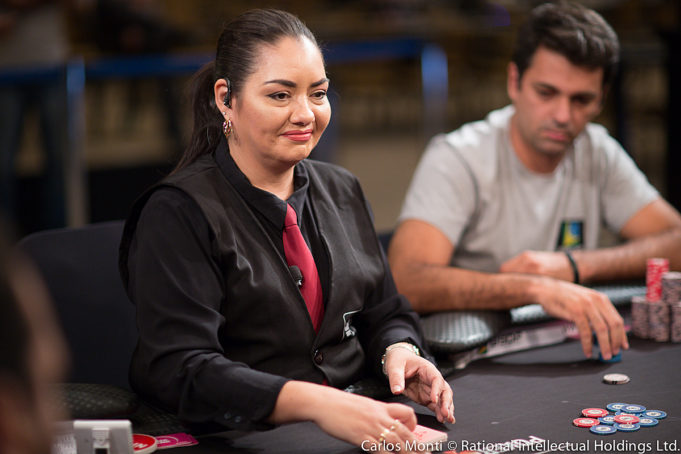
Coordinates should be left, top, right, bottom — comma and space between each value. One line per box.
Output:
120, 153, 388, 389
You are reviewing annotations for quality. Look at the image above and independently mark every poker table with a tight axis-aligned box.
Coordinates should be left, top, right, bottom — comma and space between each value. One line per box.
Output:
177, 336, 681, 454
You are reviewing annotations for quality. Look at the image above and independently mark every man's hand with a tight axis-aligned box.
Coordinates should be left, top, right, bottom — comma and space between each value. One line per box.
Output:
500, 250, 575, 282
500, 251, 629, 358
530, 278, 629, 359
383, 344, 455, 424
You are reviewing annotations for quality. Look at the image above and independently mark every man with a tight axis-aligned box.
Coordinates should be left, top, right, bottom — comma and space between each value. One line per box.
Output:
0, 227, 68, 454
389, 1, 681, 361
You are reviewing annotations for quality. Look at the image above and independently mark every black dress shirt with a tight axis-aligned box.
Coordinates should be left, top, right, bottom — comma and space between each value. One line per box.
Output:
122, 139, 427, 431
211, 147, 330, 303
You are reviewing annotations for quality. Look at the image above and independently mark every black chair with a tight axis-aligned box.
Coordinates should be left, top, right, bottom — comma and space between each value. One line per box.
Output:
18, 221, 188, 434
18, 220, 136, 390
377, 230, 393, 255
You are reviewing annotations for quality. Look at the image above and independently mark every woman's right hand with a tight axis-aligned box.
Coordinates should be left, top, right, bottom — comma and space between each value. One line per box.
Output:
269, 381, 433, 453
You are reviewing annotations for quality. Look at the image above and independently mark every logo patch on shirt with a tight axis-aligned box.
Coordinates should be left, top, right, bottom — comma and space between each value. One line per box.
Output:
557, 220, 584, 249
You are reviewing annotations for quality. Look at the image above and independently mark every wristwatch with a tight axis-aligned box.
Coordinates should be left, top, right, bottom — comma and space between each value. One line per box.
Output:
381, 342, 421, 375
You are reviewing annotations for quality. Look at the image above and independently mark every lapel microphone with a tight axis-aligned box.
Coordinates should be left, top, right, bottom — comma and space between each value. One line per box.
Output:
288, 265, 303, 288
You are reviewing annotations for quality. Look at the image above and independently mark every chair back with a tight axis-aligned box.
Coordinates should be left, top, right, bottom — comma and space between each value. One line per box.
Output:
18, 220, 136, 390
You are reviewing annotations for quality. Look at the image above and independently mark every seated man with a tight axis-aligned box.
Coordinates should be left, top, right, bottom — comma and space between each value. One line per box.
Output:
389, 1, 681, 361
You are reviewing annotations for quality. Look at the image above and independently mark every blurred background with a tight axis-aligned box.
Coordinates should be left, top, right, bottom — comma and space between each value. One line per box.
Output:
1, 0, 679, 236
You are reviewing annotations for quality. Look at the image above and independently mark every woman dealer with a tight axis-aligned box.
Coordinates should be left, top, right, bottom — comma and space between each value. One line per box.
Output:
119, 9, 454, 452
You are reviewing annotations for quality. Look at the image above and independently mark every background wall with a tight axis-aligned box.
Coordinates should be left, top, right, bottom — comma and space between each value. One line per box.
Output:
10, 0, 680, 234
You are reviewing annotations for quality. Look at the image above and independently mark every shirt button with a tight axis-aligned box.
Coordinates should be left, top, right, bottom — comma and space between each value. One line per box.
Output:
314, 350, 323, 365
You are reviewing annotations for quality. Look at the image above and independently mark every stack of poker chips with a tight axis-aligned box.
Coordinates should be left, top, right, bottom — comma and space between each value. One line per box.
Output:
632, 258, 681, 342
664, 272, 681, 342
630, 295, 649, 338
572, 404, 667, 435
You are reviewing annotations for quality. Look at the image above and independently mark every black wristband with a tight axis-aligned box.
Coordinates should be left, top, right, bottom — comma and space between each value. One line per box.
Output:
564, 250, 580, 284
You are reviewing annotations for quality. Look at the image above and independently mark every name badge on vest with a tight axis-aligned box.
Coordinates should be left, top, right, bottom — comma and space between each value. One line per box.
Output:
557, 220, 584, 249
342, 310, 359, 339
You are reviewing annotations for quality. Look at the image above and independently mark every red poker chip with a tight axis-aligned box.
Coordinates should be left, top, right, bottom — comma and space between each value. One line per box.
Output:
647, 258, 669, 301
133, 434, 158, 454
573, 417, 599, 428
582, 408, 608, 418
614, 414, 640, 424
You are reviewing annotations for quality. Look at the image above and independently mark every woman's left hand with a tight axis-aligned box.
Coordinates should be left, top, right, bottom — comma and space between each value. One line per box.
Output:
383, 344, 455, 424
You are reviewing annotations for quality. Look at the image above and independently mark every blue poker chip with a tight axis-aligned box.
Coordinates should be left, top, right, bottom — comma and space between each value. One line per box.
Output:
615, 423, 641, 432
590, 425, 617, 435
638, 418, 659, 427
598, 415, 616, 425
598, 351, 622, 363
642, 410, 667, 419
607, 403, 628, 412
622, 404, 646, 414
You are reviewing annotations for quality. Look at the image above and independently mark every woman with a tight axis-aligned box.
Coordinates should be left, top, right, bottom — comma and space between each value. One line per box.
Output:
119, 9, 454, 451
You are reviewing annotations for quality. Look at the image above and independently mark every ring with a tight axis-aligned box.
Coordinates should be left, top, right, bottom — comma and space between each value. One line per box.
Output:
378, 430, 388, 443
389, 423, 396, 431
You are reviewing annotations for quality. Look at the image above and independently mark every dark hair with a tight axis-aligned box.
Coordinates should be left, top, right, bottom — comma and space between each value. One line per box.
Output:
174, 9, 320, 172
512, 1, 619, 88
0, 224, 30, 392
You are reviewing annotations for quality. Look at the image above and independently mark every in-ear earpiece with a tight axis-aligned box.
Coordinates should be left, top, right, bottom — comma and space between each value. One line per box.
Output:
223, 78, 232, 108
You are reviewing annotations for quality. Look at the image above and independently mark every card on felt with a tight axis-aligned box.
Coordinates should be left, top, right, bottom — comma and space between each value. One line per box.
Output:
413, 424, 448, 444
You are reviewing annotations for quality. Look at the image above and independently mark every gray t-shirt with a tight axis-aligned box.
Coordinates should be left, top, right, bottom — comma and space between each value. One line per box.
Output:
399, 105, 659, 273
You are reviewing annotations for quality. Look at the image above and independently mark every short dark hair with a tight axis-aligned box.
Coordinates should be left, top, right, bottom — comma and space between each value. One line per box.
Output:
0, 225, 30, 392
175, 9, 320, 172
512, 1, 620, 88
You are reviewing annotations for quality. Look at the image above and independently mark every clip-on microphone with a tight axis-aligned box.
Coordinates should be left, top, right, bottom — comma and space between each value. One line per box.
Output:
289, 265, 303, 288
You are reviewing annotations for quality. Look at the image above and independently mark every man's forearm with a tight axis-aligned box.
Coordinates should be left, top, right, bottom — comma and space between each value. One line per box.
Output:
394, 263, 549, 313
574, 228, 681, 283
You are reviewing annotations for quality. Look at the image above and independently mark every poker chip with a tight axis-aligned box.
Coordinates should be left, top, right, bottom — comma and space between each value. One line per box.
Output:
649, 301, 671, 342
133, 434, 158, 454
661, 271, 681, 305
573, 418, 599, 428
642, 410, 667, 419
614, 423, 640, 432
574, 403, 665, 434
603, 373, 630, 384
614, 414, 640, 424
630, 296, 649, 339
582, 408, 608, 418
622, 404, 646, 414
646, 258, 669, 302
638, 418, 659, 427
598, 415, 616, 425
606, 402, 628, 412
671, 302, 681, 343
590, 425, 617, 435
598, 351, 622, 363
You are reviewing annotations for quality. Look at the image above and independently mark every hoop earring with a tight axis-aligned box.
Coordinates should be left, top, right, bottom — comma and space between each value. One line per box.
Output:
223, 118, 233, 139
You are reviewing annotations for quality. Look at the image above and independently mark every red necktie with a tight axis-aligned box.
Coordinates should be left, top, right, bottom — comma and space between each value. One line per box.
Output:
283, 203, 324, 332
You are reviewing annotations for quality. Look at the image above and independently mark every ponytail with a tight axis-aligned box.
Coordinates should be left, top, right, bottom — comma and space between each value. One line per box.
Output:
171, 62, 223, 174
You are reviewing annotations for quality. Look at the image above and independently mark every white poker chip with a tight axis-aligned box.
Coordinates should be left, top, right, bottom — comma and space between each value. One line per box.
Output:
603, 373, 630, 384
